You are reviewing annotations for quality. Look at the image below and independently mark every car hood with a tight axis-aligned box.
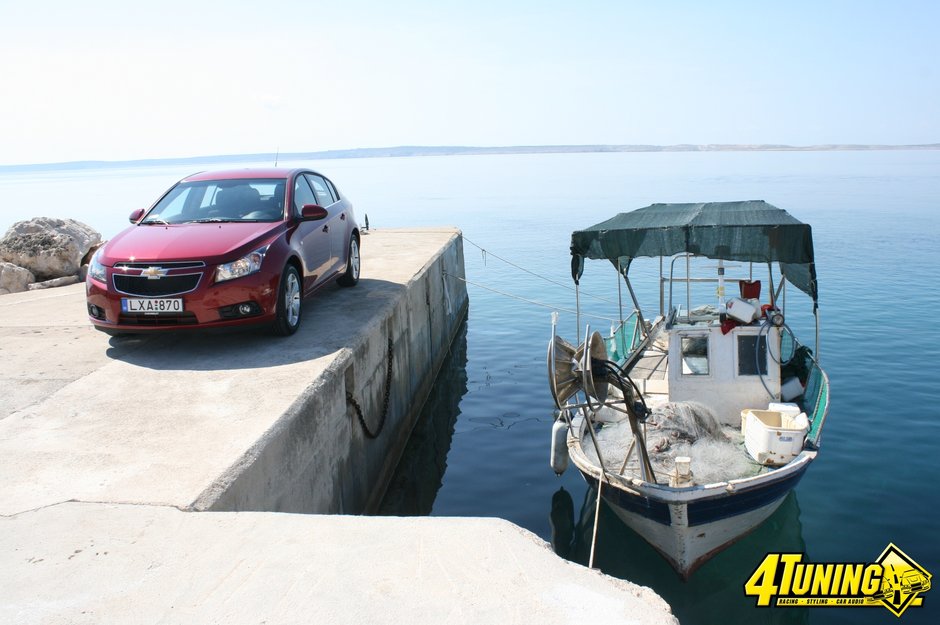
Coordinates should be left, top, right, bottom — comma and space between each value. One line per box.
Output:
101, 222, 285, 265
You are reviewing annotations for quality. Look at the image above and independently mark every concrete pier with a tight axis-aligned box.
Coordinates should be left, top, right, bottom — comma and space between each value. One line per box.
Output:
0, 228, 468, 517
0, 227, 677, 625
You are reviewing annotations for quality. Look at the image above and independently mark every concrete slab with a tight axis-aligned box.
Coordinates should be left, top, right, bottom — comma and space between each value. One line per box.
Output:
0, 227, 677, 624
0, 228, 464, 516
1, 502, 677, 625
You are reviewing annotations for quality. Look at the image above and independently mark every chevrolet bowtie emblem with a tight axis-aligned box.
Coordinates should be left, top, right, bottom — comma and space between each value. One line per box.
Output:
142, 266, 167, 280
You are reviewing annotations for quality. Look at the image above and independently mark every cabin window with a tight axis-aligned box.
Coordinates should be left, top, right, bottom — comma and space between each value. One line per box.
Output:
737, 335, 768, 376
680, 335, 709, 375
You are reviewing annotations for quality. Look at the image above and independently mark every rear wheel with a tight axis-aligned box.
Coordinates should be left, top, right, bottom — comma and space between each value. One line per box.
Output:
337, 235, 360, 287
272, 264, 302, 336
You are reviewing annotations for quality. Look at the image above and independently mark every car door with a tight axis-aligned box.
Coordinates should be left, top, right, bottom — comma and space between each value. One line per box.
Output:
306, 173, 346, 275
291, 174, 331, 290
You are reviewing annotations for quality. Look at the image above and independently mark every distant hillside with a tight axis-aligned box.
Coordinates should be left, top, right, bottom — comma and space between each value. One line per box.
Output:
2, 143, 938, 172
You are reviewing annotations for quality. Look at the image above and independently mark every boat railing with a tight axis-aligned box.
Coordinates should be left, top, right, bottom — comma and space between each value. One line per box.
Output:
663, 253, 769, 319
607, 311, 644, 363
803, 354, 830, 446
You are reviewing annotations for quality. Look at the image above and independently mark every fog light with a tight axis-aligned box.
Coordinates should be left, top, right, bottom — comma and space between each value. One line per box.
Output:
87, 304, 105, 319
219, 301, 262, 319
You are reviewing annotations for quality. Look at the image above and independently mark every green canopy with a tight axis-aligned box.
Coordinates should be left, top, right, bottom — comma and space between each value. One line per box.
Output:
570, 201, 818, 307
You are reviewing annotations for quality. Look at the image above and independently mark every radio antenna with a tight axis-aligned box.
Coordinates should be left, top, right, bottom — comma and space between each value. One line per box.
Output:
274, 147, 279, 167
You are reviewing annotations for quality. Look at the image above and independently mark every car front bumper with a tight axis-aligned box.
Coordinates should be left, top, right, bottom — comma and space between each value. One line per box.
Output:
86, 266, 281, 333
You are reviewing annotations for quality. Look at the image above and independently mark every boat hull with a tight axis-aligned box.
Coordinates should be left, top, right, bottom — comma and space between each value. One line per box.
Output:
574, 445, 814, 577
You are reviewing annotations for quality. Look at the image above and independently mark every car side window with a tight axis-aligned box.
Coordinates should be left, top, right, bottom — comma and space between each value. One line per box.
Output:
325, 178, 340, 201
293, 176, 317, 217
306, 174, 336, 206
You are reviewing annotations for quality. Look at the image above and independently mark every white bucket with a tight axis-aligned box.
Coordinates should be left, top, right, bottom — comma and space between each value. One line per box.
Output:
780, 377, 804, 401
768, 402, 802, 418
726, 297, 758, 323
742, 409, 808, 466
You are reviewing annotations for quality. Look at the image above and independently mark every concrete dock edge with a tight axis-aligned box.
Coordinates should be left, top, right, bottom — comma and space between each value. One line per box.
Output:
191, 230, 469, 514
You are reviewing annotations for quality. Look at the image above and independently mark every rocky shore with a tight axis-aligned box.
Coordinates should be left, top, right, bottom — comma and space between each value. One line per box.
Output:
0, 217, 102, 295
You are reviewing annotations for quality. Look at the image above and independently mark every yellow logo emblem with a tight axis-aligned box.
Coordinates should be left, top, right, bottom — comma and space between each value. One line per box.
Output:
744, 543, 931, 617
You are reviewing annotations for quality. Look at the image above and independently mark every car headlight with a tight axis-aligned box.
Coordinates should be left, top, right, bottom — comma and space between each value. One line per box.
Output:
215, 246, 269, 283
88, 249, 107, 283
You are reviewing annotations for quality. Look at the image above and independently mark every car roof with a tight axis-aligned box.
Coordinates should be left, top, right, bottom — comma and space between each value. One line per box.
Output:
182, 168, 311, 182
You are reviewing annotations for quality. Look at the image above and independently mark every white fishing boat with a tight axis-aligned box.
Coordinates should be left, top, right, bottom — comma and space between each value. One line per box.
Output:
547, 201, 830, 578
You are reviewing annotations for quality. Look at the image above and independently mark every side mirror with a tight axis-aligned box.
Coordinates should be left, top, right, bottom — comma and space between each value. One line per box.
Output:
301, 204, 328, 221
129, 208, 145, 223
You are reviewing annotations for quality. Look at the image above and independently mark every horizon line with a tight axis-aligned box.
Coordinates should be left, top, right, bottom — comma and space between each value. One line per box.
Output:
2, 142, 939, 172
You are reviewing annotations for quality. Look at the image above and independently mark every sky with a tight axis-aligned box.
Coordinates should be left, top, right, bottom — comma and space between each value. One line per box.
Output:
0, 0, 937, 166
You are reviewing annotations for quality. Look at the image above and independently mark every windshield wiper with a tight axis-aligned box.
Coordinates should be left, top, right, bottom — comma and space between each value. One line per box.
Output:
141, 218, 170, 225
189, 218, 234, 223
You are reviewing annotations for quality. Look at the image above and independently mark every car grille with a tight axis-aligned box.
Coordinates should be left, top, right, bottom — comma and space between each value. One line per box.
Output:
118, 313, 199, 326
114, 261, 206, 270
113, 273, 201, 297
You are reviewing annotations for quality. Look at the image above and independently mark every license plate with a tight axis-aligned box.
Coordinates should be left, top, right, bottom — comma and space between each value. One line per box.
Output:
121, 298, 184, 314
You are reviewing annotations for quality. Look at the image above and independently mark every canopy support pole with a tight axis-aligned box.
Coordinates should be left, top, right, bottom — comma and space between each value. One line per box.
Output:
623, 275, 648, 340
659, 257, 664, 317
617, 259, 624, 332
767, 263, 776, 308
815, 309, 821, 361
576, 283, 581, 345
717, 259, 726, 316
774, 275, 786, 307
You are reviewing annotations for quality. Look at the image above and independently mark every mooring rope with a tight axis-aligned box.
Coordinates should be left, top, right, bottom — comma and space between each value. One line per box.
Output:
443, 272, 617, 322
462, 236, 618, 305
346, 337, 394, 439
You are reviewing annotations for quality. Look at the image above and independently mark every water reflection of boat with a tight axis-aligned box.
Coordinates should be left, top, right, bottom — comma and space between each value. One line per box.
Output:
378, 320, 468, 515
547, 202, 830, 577
551, 486, 809, 625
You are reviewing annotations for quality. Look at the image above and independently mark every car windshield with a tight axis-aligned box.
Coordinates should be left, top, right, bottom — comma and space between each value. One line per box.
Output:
142, 179, 287, 224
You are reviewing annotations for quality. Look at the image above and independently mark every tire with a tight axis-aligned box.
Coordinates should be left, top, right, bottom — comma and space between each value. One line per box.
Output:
337, 235, 360, 287
272, 264, 302, 336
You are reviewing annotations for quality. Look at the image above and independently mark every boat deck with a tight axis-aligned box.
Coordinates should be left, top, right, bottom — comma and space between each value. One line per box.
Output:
628, 331, 670, 397
578, 409, 764, 486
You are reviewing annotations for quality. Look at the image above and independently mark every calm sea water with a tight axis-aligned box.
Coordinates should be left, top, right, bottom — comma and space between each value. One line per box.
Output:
3, 151, 938, 624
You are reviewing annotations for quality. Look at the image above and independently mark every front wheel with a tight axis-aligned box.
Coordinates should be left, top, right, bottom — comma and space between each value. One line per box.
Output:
272, 264, 302, 336
337, 236, 360, 287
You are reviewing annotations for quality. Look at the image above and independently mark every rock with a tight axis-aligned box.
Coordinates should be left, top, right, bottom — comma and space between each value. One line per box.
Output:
27, 275, 81, 290
0, 262, 36, 295
81, 241, 106, 266
0, 218, 101, 281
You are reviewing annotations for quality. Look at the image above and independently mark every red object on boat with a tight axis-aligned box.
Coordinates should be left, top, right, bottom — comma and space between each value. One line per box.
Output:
739, 280, 761, 299
720, 318, 739, 335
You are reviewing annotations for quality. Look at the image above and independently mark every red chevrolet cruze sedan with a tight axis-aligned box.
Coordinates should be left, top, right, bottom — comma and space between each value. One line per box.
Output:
86, 168, 360, 336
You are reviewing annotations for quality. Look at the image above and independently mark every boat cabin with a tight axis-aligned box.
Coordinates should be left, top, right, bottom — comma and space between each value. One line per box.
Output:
668, 310, 783, 425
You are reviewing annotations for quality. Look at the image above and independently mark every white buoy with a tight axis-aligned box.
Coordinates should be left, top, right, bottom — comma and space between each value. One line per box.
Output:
550, 418, 569, 475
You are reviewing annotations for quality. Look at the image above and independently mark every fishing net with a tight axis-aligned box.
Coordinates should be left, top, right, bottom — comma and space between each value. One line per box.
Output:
587, 401, 762, 485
